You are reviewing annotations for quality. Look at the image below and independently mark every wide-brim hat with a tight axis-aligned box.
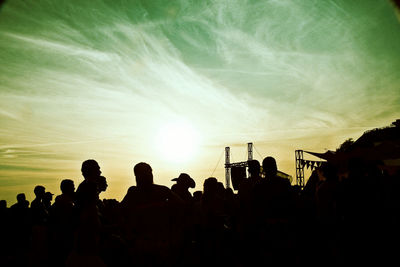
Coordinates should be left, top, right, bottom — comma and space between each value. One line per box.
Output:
171, 173, 195, 188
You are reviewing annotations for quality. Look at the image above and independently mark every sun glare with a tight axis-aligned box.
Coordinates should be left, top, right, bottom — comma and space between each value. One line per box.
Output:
156, 121, 200, 163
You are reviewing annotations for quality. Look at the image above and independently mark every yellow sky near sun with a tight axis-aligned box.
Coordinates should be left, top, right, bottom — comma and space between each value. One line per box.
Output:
1, 0, 400, 204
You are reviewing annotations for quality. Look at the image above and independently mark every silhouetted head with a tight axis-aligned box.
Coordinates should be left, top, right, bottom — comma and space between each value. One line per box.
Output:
0, 200, 6, 209
303, 169, 319, 194
262, 156, 278, 178
16, 193, 26, 203
171, 173, 196, 188
225, 187, 234, 199
44, 192, 53, 203
193, 191, 202, 202
34, 185, 46, 199
81, 159, 101, 180
203, 177, 218, 196
216, 182, 225, 196
248, 160, 261, 177
97, 176, 108, 192
60, 179, 75, 195
134, 162, 153, 188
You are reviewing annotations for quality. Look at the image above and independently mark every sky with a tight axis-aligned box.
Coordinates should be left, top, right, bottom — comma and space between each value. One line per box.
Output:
1, 0, 399, 204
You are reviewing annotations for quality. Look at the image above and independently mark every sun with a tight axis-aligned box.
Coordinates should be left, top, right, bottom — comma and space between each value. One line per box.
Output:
155, 121, 200, 163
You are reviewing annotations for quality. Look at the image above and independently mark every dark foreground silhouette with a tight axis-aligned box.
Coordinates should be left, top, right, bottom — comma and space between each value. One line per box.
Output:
1, 155, 400, 267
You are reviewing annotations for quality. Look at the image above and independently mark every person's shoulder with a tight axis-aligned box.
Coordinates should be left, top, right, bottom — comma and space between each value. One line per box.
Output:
171, 184, 178, 191
151, 184, 174, 199
153, 184, 171, 193
30, 198, 39, 206
122, 186, 138, 200
125, 185, 137, 194
55, 194, 62, 201
77, 180, 97, 193
76, 180, 87, 192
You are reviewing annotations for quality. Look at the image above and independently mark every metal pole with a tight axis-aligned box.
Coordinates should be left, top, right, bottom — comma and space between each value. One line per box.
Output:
295, 150, 305, 188
247, 142, 253, 161
225, 147, 231, 188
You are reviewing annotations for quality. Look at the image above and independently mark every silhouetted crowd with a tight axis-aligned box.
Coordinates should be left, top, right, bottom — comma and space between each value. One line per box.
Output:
1, 157, 400, 266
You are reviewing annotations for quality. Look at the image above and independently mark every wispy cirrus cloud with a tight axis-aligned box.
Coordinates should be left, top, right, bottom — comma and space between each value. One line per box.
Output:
0, 0, 399, 203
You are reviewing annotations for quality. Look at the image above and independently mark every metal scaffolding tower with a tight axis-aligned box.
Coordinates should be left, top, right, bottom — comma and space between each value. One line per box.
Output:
225, 142, 253, 188
295, 150, 305, 188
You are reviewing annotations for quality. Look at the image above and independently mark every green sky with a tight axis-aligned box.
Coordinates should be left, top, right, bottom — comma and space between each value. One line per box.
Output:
1, 0, 399, 204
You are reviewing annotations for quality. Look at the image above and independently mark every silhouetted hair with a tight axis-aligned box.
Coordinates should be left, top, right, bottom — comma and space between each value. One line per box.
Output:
193, 191, 203, 201
248, 160, 261, 176
98, 176, 108, 192
225, 187, 234, 197
217, 182, 225, 196
133, 162, 153, 187
44, 192, 53, 201
34, 185, 45, 197
0, 200, 6, 209
262, 156, 277, 177
16, 193, 26, 203
60, 179, 75, 194
81, 159, 101, 178
203, 177, 218, 195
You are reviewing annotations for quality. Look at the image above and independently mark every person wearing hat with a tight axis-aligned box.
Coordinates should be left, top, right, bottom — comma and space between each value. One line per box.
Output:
171, 173, 196, 204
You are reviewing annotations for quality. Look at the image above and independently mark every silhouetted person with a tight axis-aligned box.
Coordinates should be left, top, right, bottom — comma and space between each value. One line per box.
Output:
251, 156, 295, 265
193, 177, 226, 265
171, 173, 195, 204
312, 163, 340, 264
238, 160, 262, 234
0, 199, 7, 232
30, 185, 50, 266
315, 164, 338, 224
193, 191, 203, 203
263, 156, 280, 179
336, 158, 385, 265
254, 157, 279, 216
91, 175, 127, 267
254, 157, 293, 219
97, 175, 108, 194
51, 179, 76, 266
0, 199, 6, 209
223, 187, 238, 232
43, 191, 53, 211
31, 185, 48, 225
248, 160, 262, 181
120, 162, 184, 266
10, 193, 29, 209
76, 159, 102, 209
171, 173, 197, 264
96, 176, 108, 214
0, 199, 9, 263
67, 159, 106, 267
9, 193, 31, 266
54, 179, 76, 209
